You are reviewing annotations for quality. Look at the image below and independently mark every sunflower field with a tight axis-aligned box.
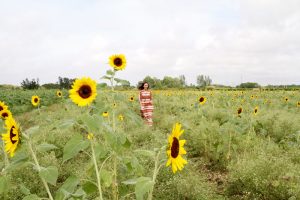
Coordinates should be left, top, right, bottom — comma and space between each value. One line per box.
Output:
1, 56, 300, 200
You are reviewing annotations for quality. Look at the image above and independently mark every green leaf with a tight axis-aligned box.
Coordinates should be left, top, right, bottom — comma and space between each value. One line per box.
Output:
25, 126, 39, 136
55, 175, 80, 200
22, 194, 40, 200
122, 178, 138, 185
63, 134, 89, 162
101, 75, 112, 80
94, 143, 108, 159
135, 177, 154, 200
0, 176, 8, 194
82, 181, 98, 195
101, 169, 113, 188
39, 166, 58, 186
106, 70, 115, 76
134, 150, 155, 158
37, 143, 58, 153
20, 184, 31, 195
57, 119, 76, 129
80, 114, 101, 133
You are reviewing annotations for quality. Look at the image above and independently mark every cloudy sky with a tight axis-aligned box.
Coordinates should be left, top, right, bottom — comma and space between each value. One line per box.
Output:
1, 0, 299, 86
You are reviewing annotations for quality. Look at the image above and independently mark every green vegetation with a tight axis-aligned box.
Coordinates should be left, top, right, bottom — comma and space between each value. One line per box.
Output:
0, 88, 300, 199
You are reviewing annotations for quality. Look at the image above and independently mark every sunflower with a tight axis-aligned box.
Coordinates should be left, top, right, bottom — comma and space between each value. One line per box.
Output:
198, 96, 206, 105
118, 114, 124, 121
0, 101, 8, 112
129, 96, 134, 102
253, 106, 259, 115
166, 123, 187, 173
69, 77, 97, 107
109, 54, 126, 71
31, 95, 40, 107
237, 107, 243, 116
112, 103, 117, 108
0, 109, 12, 120
56, 90, 62, 97
102, 111, 109, 117
2, 117, 20, 157
284, 97, 289, 102
297, 101, 300, 107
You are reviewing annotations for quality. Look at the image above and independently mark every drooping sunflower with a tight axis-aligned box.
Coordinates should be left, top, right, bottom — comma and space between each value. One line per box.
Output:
237, 107, 243, 116
109, 54, 126, 71
0, 101, 8, 112
56, 90, 62, 97
198, 96, 206, 105
2, 117, 20, 157
166, 123, 187, 173
31, 95, 40, 107
253, 106, 259, 115
0, 109, 12, 120
102, 111, 109, 117
69, 77, 97, 107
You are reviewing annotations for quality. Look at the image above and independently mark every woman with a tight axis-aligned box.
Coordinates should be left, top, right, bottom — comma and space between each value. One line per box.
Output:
138, 82, 154, 126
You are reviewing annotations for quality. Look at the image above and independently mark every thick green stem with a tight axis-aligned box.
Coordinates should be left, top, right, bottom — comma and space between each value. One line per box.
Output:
148, 150, 162, 200
27, 135, 54, 200
112, 154, 119, 200
91, 141, 103, 200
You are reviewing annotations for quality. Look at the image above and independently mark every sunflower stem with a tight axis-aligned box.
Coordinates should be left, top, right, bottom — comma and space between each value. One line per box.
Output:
2, 140, 10, 168
26, 134, 54, 200
90, 140, 104, 200
148, 150, 162, 200
112, 153, 119, 200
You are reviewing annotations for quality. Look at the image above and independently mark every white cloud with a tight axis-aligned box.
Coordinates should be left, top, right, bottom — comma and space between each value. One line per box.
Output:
0, 0, 299, 86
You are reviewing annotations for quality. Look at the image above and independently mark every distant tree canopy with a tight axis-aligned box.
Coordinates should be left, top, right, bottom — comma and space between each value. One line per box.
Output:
196, 75, 212, 87
138, 75, 186, 89
58, 77, 76, 89
237, 82, 261, 88
21, 78, 40, 90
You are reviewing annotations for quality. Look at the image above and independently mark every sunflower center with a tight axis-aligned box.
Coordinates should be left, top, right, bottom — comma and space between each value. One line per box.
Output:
199, 97, 204, 102
10, 126, 17, 144
2, 112, 8, 118
171, 137, 180, 158
78, 85, 92, 99
34, 98, 38, 103
255, 109, 257, 113
0, 106, 3, 111
114, 58, 122, 67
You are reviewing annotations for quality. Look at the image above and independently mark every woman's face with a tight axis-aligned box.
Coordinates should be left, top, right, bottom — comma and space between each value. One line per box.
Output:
144, 83, 149, 89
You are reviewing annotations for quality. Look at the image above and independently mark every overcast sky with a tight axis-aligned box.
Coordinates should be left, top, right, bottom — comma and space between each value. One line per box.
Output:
0, 0, 299, 86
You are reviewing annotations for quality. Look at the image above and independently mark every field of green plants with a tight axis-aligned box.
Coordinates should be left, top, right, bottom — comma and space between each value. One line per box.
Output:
1, 86, 300, 200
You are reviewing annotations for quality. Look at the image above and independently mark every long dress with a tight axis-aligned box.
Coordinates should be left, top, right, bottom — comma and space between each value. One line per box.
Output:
139, 90, 154, 126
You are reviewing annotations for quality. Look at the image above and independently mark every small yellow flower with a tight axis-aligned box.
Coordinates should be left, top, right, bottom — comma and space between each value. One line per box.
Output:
198, 96, 206, 105
87, 133, 94, 140
56, 90, 62, 97
112, 103, 117, 108
0, 109, 12, 120
102, 111, 109, 117
253, 106, 259, 116
129, 96, 134, 102
118, 114, 124, 121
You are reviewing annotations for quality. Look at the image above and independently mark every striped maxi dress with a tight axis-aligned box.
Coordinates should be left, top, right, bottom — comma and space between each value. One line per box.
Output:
139, 90, 154, 126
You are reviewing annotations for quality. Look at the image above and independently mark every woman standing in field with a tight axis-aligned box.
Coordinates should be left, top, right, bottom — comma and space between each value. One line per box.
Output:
138, 82, 154, 126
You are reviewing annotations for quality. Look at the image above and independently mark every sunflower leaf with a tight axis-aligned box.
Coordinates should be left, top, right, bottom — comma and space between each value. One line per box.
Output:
101, 75, 112, 80
55, 175, 80, 200
37, 143, 58, 153
106, 70, 115, 76
100, 169, 113, 188
63, 134, 90, 162
0, 176, 9, 194
22, 194, 40, 200
82, 181, 98, 195
135, 177, 154, 200
38, 166, 58, 186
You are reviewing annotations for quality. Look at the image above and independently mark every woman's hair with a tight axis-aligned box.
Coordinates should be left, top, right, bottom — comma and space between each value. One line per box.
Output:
138, 82, 150, 90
